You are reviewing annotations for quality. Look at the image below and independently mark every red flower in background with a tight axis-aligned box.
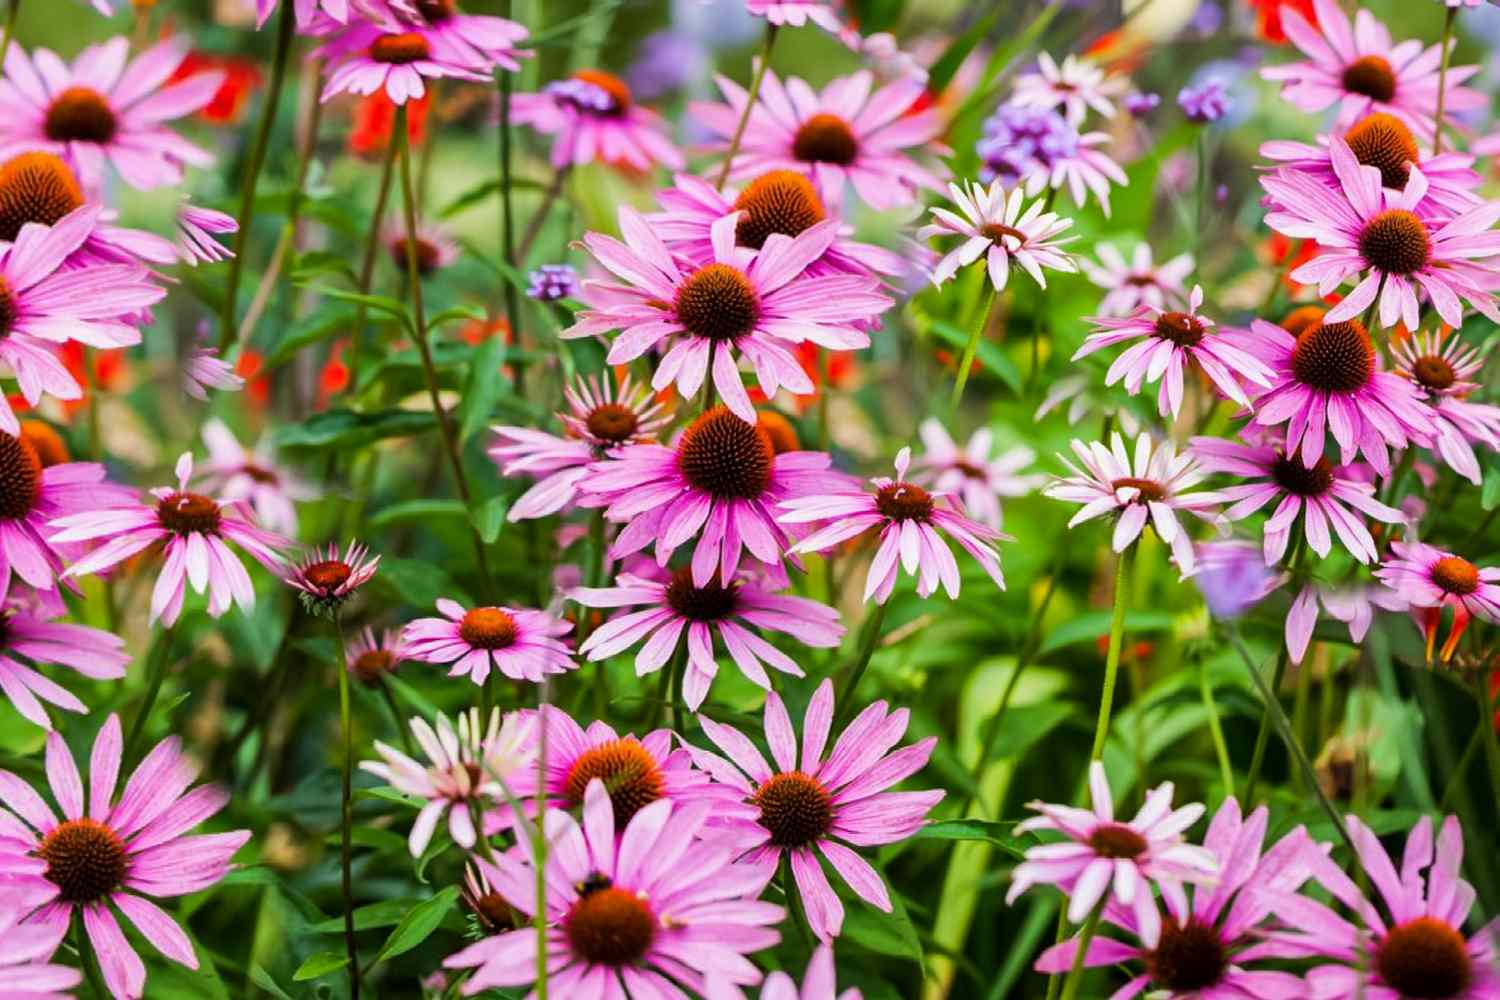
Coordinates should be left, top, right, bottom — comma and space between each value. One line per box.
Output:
169, 51, 263, 125
350, 91, 430, 159
317, 340, 350, 409
1250, 0, 1318, 44
236, 349, 272, 409
57, 343, 126, 416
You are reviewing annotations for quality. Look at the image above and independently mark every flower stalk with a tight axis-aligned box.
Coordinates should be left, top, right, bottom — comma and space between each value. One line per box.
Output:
714, 25, 779, 190
333, 615, 361, 1000
1089, 545, 1135, 761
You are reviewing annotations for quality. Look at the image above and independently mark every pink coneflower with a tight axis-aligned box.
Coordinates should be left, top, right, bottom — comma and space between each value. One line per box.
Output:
1043, 433, 1224, 574
51, 453, 289, 626
1007, 761, 1218, 949
1375, 540, 1499, 662
706, 942, 861, 1000
649, 170, 905, 280
1012, 53, 1126, 125
694, 67, 946, 211
782, 447, 1008, 603
1075, 286, 1275, 417
0, 39, 222, 191
746, 1, 846, 33
1261, 0, 1484, 139
1261, 139, 1500, 330
442, 780, 783, 995
490, 373, 668, 522
401, 597, 577, 684
582, 406, 846, 585
283, 541, 380, 616
1035, 375, 1144, 438
387, 0, 529, 73
1190, 434, 1404, 565
0, 427, 134, 595
1081, 242, 1193, 318
919, 178, 1076, 291
913, 419, 1043, 530
1269, 814, 1500, 1000
345, 625, 409, 684
512, 70, 684, 171
571, 565, 844, 709
1285, 580, 1407, 664
198, 418, 313, 536
384, 217, 459, 276
1034, 797, 1315, 998
182, 343, 244, 400
0, 901, 80, 1000
255, 0, 375, 30
318, 21, 489, 105
0, 151, 177, 267
175, 200, 237, 266
0, 206, 165, 435
1391, 328, 1500, 485
0, 714, 250, 1000
567, 207, 889, 422
693, 679, 943, 942
0, 601, 128, 728
360, 708, 534, 856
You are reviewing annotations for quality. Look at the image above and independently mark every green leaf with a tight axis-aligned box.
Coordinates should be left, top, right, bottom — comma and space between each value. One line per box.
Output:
369, 499, 469, 530
264, 303, 355, 368
374, 886, 461, 964
293, 951, 350, 982
1483, 464, 1500, 511
912, 819, 1028, 858
290, 251, 357, 285
248, 964, 297, 1000
376, 556, 472, 609
1037, 611, 1175, 655
273, 408, 435, 451
312, 898, 415, 934
842, 886, 923, 964
471, 495, 510, 544
459, 334, 511, 443
929, 319, 1022, 395
429, 304, 488, 332
300, 284, 411, 330
926, 7, 1002, 95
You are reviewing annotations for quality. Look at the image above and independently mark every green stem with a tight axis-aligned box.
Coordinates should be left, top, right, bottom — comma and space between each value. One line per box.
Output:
780, 855, 815, 948
376, 676, 416, 757
333, 617, 361, 1000
1089, 547, 1134, 761
1200, 655, 1234, 795
221, 0, 296, 351
346, 125, 398, 395
715, 26, 779, 190
1057, 898, 1106, 1000
951, 289, 997, 413
647, 647, 682, 730
0, 0, 21, 70
835, 602, 888, 728
1475, 671, 1500, 817
533, 685, 549, 1000
214, 607, 299, 778
497, 62, 523, 390
1433, 7, 1458, 156
1440, 724, 1483, 812
516, 165, 572, 264
1243, 647, 1289, 806
123, 626, 176, 767
1193, 131, 1207, 286
72, 916, 109, 1000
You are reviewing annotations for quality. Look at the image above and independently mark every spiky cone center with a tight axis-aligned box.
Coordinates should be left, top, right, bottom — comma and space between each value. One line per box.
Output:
1270, 455, 1334, 497
875, 482, 935, 522
459, 607, 519, 649
350, 649, 397, 685
1110, 477, 1167, 504
1431, 556, 1480, 596
563, 738, 665, 827
1345, 113, 1420, 190
44, 86, 118, 144
756, 410, 800, 455
1146, 918, 1229, 992
1087, 822, 1148, 859
1375, 917, 1471, 999
664, 567, 739, 622
980, 222, 1029, 246
39, 818, 128, 904
675, 263, 760, 343
792, 113, 859, 166
370, 33, 431, 65
732, 170, 827, 249
1411, 354, 1456, 392
468, 891, 519, 934
300, 559, 353, 595
1341, 55, 1397, 103
1280, 305, 1326, 340
19, 420, 68, 468
753, 771, 834, 848
573, 70, 632, 114
585, 402, 640, 444
413, 0, 455, 23
564, 878, 656, 966
157, 492, 223, 536
1359, 209, 1431, 276
0, 152, 84, 242
1154, 311, 1206, 348
0, 432, 43, 520
390, 236, 443, 276
1291, 320, 1375, 394
677, 406, 774, 500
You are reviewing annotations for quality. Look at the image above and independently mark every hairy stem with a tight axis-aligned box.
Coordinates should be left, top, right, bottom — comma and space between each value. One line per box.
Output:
714, 25, 779, 189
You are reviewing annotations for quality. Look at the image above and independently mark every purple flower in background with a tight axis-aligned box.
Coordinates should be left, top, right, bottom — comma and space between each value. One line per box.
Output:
526, 263, 579, 301
1125, 92, 1160, 117
977, 105, 1079, 185
626, 30, 706, 101
1193, 541, 1278, 618
1178, 79, 1230, 123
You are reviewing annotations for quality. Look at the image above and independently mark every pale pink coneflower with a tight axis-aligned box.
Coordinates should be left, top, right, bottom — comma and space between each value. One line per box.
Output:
1043, 433, 1225, 575
781, 447, 1009, 603
1034, 797, 1316, 999
1375, 540, 1500, 662
1189, 434, 1404, 565
1230, 316, 1434, 475
360, 708, 534, 856
0, 601, 128, 729
1011, 52, 1126, 125
913, 418, 1043, 531
490, 372, 669, 522
283, 541, 380, 617
1267, 814, 1500, 1000
746, 1, 845, 34
1260, 139, 1500, 330
1007, 761, 1218, 949
918, 178, 1076, 292
692, 679, 943, 942
175, 200, 237, 266
1074, 286, 1275, 418
707, 942, 862, 1000
345, 625, 409, 685
512, 70, 683, 171
1081, 242, 1193, 318
197, 418, 313, 537
1284, 579, 1408, 664
693, 67, 947, 211
1391, 328, 1500, 485
442, 779, 784, 995
316, 21, 489, 105
1035, 375, 1145, 438
182, 343, 244, 400
0, 714, 250, 1000
1260, 0, 1485, 140
254, 0, 390, 30
566, 207, 890, 423
0, 900, 80, 1000
0, 40, 223, 192
401, 597, 577, 684
570, 565, 844, 710
387, 0, 529, 74
51, 453, 289, 626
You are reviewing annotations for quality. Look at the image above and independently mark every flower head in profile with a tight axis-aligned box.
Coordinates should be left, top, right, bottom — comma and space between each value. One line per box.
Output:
402, 598, 577, 684
912, 419, 1043, 530
512, 69, 683, 171
745, 1, 846, 34
384, 217, 459, 277
284, 541, 380, 617
1044, 433, 1224, 574
197, 418, 313, 536
1375, 541, 1499, 662
783, 447, 1009, 603
1268, 814, 1500, 1000
571, 564, 843, 710
1011, 52, 1125, 125
976, 105, 1127, 214
1390, 328, 1500, 486
0, 714, 250, 1000
919, 179, 1076, 292
0, 598, 128, 729
175, 200, 237, 266
183, 343, 244, 400
0, 39, 222, 191
317, 21, 489, 105
693, 679, 943, 942
1034, 797, 1315, 998
1082, 242, 1193, 318
694, 67, 946, 210
1284, 579, 1407, 664
345, 625, 409, 685
1007, 761, 1218, 948
52, 453, 289, 625
567, 207, 889, 423
361, 708, 534, 856
442, 781, 783, 995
